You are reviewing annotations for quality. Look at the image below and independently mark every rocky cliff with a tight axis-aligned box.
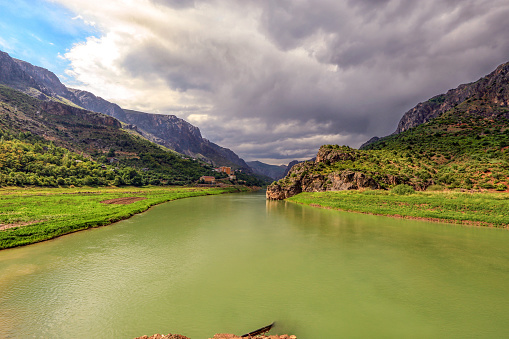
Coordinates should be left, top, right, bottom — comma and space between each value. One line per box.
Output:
0, 50, 250, 169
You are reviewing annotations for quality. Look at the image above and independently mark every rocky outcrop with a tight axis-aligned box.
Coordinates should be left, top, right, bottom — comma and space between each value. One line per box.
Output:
266, 168, 380, 200
266, 146, 381, 200
40, 101, 121, 128
315, 146, 355, 163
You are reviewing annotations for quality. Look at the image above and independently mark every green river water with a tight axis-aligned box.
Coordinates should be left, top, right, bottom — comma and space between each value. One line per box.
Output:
1, 191, 509, 338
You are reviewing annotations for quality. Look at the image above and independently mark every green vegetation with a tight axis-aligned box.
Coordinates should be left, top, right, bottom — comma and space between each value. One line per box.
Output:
360, 99, 509, 190
0, 186, 245, 249
0, 85, 267, 187
391, 184, 415, 195
288, 190, 509, 227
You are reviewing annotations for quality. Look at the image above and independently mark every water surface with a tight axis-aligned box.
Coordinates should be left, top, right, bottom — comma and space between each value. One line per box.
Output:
1, 191, 509, 338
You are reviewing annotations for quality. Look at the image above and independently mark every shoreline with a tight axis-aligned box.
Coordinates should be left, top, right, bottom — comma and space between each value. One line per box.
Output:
0, 186, 251, 250
287, 190, 509, 229
292, 201, 503, 228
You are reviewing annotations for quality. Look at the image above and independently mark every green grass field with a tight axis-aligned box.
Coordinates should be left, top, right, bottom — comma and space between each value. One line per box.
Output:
0, 186, 243, 249
288, 190, 509, 228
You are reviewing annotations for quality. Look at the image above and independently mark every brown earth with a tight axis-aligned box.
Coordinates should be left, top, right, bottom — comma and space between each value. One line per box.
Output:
100, 197, 147, 204
0, 220, 42, 231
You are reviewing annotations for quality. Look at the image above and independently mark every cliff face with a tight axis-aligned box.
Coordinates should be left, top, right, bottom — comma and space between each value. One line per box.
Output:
123, 109, 251, 170
266, 146, 382, 200
0, 52, 41, 94
69, 88, 128, 122
14, 59, 70, 98
395, 62, 509, 134
0, 50, 250, 169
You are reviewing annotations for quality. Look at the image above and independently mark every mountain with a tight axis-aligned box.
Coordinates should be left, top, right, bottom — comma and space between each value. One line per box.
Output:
0, 84, 222, 186
246, 161, 287, 180
362, 61, 509, 148
267, 60, 509, 199
0, 50, 250, 170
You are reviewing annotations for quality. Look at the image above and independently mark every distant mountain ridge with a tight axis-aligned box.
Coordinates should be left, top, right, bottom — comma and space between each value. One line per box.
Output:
0, 50, 250, 170
246, 161, 287, 180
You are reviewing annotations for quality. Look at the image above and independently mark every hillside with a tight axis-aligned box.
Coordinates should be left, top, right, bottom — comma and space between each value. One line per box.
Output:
0, 50, 250, 169
267, 61, 509, 199
0, 84, 231, 186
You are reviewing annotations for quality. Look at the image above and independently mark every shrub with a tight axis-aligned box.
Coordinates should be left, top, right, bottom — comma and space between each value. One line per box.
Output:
391, 184, 415, 195
496, 183, 507, 191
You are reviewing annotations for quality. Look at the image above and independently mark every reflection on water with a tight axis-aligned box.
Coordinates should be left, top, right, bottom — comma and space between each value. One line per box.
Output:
1, 191, 509, 338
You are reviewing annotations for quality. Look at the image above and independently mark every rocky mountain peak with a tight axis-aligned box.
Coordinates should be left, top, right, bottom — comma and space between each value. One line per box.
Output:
395, 61, 509, 134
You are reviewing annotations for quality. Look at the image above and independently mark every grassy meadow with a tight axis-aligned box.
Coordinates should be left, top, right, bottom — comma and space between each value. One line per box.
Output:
288, 190, 509, 228
0, 186, 243, 249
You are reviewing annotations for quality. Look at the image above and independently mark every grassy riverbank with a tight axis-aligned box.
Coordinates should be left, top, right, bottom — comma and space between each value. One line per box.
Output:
0, 186, 244, 249
288, 190, 509, 227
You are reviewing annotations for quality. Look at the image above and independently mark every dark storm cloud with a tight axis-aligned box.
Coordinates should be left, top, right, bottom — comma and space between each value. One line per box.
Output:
63, 0, 509, 163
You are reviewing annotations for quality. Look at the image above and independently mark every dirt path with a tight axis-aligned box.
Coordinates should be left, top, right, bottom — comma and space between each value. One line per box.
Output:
100, 197, 147, 204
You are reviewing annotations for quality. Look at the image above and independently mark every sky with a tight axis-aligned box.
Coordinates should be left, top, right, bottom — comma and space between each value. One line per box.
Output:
1, 0, 509, 164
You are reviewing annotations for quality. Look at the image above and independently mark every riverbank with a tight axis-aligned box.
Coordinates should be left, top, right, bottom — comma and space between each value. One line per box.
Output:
288, 190, 509, 228
0, 186, 247, 249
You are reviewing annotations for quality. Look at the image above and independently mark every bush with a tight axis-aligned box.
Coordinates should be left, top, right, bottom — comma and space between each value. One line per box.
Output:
391, 184, 415, 195
496, 183, 507, 191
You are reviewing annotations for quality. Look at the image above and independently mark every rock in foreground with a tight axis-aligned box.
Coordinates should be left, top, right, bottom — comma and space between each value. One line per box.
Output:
135, 334, 295, 339
210, 335, 296, 339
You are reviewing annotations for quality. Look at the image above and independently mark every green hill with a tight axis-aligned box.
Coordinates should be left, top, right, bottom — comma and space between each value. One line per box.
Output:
0, 85, 250, 186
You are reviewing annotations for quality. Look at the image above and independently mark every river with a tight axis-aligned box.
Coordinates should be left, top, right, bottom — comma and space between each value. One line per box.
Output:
1, 191, 509, 338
